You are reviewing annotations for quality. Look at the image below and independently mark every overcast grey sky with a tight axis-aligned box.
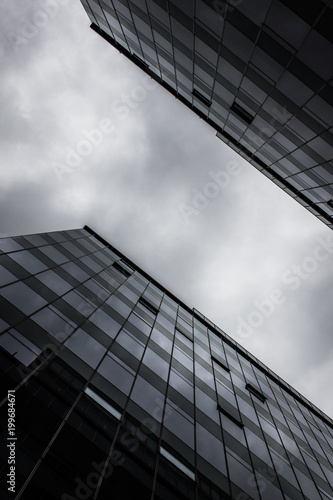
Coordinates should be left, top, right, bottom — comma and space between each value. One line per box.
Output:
0, 0, 332, 418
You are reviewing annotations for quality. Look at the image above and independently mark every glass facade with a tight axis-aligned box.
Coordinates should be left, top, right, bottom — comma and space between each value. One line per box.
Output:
0, 226, 332, 499
79, 0, 333, 229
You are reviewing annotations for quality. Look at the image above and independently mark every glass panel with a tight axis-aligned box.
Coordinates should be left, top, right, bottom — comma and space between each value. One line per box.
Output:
0, 238, 23, 253
0, 265, 17, 287
163, 402, 194, 448
142, 347, 169, 380
130, 375, 165, 421
88, 309, 122, 338
0, 330, 41, 366
196, 423, 227, 474
150, 327, 173, 354
61, 262, 90, 282
31, 306, 74, 342
97, 353, 134, 394
169, 368, 194, 402
160, 447, 195, 481
10, 250, 47, 274
115, 329, 145, 360
39, 245, 68, 264
227, 452, 260, 500
84, 387, 121, 420
36, 270, 72, 295
0, 281, 47, 315
64, 328, 106, 368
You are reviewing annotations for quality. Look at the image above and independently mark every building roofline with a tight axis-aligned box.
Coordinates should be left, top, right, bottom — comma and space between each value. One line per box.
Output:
84, 224, 333, 428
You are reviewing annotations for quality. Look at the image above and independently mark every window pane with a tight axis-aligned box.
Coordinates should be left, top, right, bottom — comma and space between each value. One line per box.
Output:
0, 282, 47, 315
10, 250, 47, 274
88, 309, 122, 338
97, 353, 134, 394
36, 270, 72, 295
64, 328, 106, 368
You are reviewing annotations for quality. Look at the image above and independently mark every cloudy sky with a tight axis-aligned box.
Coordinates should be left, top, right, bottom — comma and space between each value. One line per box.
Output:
1, 0, 332, 418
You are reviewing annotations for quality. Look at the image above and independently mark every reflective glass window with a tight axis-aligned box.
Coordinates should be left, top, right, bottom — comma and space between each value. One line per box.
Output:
169, 368, 193, 402
196, 423, 226, 474
0, 238, 23, 253
31, 306, 75, 342
61, 241, 85, 258
88, 309, 122, 338
142, 347, 169, 381
127, 313, 152, 336
195, 387, 219, 423
97, 353, 134, 394
106, 293, 132, 318
0, 265, 17, 287
62, 290, 96, 318
10, 250, 47, 274
36, 270, 72, 296
114, 329, 145, 360
0, 281, 47, 315
80, 255, 103, 273
227, 452, 260, 499
0, 329, 42, 366
39, 245, 68, 264
173, 346, 193, 371
130, 375, 165, 421
150, 327, 173, 354
163, 402, 194, 448
64, 328, 106, 368
62, 262, 90, 282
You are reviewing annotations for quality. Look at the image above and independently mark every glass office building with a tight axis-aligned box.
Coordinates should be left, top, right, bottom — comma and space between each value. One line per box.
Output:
78, 0, 333, 229
0, 226, 333, 499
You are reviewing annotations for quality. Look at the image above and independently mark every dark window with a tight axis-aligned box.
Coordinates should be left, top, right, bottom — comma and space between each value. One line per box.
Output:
217, 404, 244, 428
120, 259, 135, 272
112, 261, 131, 278
327, 199, 333, 209
212, 355, 230, 372
192, 88, 211, 107
230, 101, 254, 124
176, 327, 193, 343
139, 297, 159, 315
245, 383, 266, 403
132, 52, 149, 70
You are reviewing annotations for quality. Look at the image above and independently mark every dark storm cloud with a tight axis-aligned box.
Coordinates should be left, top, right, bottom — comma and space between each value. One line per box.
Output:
0, 0, 332, 418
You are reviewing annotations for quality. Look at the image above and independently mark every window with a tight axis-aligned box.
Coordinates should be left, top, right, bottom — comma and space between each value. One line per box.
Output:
176, 327, 193, 343
84, 387, 121, 420
138, 297, 159, 315
0, 329, 42, 366
212, 355, 230, 372
217, 404, 244, 428
160, 447, 196, 481
112, 261, 131, 278
192, 88, 211, 107
0, 281, 47, 315
97, 353, 135, 395
120, 259, 135, 273
245, 383, 266, 403
230, 101, 254, 124
132, 52, 149, 70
